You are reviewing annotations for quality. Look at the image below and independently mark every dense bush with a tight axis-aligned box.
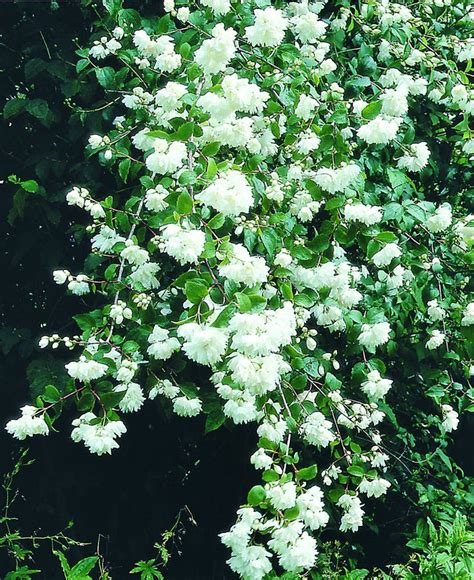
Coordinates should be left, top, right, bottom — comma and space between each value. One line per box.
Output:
2, 0, 473, 578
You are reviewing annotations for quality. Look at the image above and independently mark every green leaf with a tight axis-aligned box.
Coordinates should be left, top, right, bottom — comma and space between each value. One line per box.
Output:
310, 234, 330, 253
118, 158, 131, 183
102, 0, 122, 17
325, 196, 345, 210
202, 142, 220, 156
361, 101, 382, 120
95, 67, 115, 89
260, 228, 279, 257
178, 171, 196, 185
4, 98, 25, 119
294, 293, 315, 308
435, 448, 452, 472
21, 180, 39, 193
177, 191, 193, 214
76, 59, 89, 74
247, 485, 266, 506
207, 213, 225, 229
77, 391, 95, 412
100, 391, 126, 410
262, 470, 280, 482
376, 231, 398, 242
206, 158, 218, 180
26, 99, 49, 120
43, 384, 61, 403
205, 408, 225, 433
69, 556, 99, 579
236, 293, 252, 312
347, 465, 365, 478
177, 121, 194, 140
53, 551, 70, 576
184, 280, 208, 303
212, 304, 236, 328
296, 465, 318, 481
25, 58, 47, 80
279, 282, 294, 301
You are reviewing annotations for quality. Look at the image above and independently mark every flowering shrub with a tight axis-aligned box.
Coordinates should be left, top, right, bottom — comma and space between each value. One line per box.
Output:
7, 0, 474, 576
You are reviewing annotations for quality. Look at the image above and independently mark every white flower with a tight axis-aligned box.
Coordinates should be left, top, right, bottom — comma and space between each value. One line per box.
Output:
88, 134, 104, 149
301, 412, 336, 447
295, 94, 318, 120
461, 303, 474, 326
173, 396, 202, 417
227, 353, 289, 395
250, 448, 273, 470
160, 224, 205, 265
219, 244, 269, 286
110, 300, 132, 324
53, 269, 70, 284
274, 250, 292, 267
313, 164, 360, 194
116, 360, 137, 384
155, 82, 187, 112
200, 0, 230, 15
296, 131, 320, 155
397, 142, 430, 172
361, 370, 393, 400
344, 203, 382, 226
267, 482, 297, 510
228, 545, 272, 580
427, 299, 446, 322
66, 186, 88, 208
145, 185, 169, 212
149, 379, 180, 400
177, 323, 228, 366
246, 7, 288, 48
426, 329, 445, 350
228, 302, 296, 356
147, 326, 180, 360
146, 139, 187, 175
372, 243, 402, 267
6, 406, 49, 440
257, 418, 287, 444
121, 241, 149, 266
426, 204, 452, 233
292, 13, 327, 44
463, 139, 474, 156
380, 88, 408, 117
441, 404, 459, 432
358, 322, 391, 351
113, 26, 124, 40
129, 262, 160, 289
176, 7, 190, 22
194, 23, 237, 75
72, 414, 126, 455
197, 170, 253, 217
357, 116, 401, 144
297, 486, 329, 530
269, 523, 317, 572
115, 382, 145, 413
68, 275, 90, 296
132, 128, 156, 151
338, 494, 364, 532
65, 357, 108, 382
223, 394, 258, 425
359, 477, 391, 498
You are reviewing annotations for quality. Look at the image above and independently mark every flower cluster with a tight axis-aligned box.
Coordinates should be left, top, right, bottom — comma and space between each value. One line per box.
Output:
7, 0, 473, 577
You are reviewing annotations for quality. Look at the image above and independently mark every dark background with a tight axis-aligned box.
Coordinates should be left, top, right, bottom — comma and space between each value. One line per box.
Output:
0, 1, 472, 578
0, 1, 257, 577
